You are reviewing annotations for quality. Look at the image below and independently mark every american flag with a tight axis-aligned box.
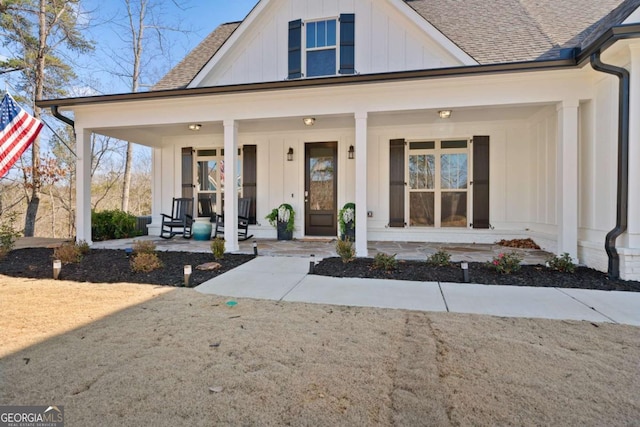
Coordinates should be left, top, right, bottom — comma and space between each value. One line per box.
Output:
0, 93, 43, 177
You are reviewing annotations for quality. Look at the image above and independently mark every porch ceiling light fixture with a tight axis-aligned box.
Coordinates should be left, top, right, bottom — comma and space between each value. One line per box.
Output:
303, 117, 315, 126
438, 110, 452, 119
348, 145, 355, 159
287, 147, 294, 161
188, 123, 202, 131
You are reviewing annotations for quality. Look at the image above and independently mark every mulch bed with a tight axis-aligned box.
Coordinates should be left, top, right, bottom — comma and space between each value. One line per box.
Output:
0, 248, 254, 287
312, 257, 640, 292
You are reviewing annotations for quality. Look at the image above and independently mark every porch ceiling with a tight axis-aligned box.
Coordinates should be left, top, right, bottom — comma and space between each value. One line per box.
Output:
90, 103, 551, 147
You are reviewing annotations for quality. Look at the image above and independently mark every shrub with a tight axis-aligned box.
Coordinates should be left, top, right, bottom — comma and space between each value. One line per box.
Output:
427, 249, 451, 266
373, 252, 398, 271
130, 252, 163, 273
53, 242, 83, 264
336, 238, 355, 264
76, 240, 91, 255
211, 237, 225, 260
133, 240, 157, 255
487, 252, 523, 274
0, 213, 21, 259
547, 252, 576, 273
91, 210, 140, 241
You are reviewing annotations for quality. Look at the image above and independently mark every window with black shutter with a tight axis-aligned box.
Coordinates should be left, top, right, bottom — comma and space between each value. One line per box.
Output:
243, 145, 257, 224
389, 139, 406, 227
339, 14, 355, 74
288, 19, 302, 79
472, 136, 490, 228
181, 147, 193, 199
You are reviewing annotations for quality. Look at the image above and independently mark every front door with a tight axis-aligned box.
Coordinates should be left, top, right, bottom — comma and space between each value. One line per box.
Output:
305, 142, 337, 236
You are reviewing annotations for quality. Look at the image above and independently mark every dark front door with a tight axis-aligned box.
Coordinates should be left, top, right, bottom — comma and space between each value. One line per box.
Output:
305, 142, 337, 236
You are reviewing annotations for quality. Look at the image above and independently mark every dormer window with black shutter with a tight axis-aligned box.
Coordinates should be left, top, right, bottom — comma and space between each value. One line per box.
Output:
288, 14, 355, 79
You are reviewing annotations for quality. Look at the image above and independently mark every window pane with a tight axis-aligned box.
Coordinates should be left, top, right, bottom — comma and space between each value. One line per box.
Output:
309, 156, 335, 211
317, 21, 326, 47
409, 154, 434, 189
441, 154, 468, 189
441, 192, 467, 227
327, 20, 336, 46
410, 141, 435, 150
197, 160, 217, 191
307, 49, 336, 77
410, 192, 434, 226
441, 140, 468, 149
197, 149, 217, 157
306, 22, 316, 48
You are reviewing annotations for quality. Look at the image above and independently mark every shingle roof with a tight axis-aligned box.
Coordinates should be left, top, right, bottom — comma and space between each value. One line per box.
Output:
153, 0, 639, 90
405, 0, 635, 63
152, 21, 241, 91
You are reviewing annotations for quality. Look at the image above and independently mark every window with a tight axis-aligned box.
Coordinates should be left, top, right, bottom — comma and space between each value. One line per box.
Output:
195, 149, 242, 217
306, 19, 337, 77
288, 14, 355, 79
408, 140, 469, 227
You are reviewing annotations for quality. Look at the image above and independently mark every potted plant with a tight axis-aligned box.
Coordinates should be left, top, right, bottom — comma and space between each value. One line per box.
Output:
338, 202, 355, 241
266, 203, 295, 240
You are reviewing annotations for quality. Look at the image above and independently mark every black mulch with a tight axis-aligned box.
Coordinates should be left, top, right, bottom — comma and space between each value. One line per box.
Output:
0, 248, 255, 287
312, 257, 640, 292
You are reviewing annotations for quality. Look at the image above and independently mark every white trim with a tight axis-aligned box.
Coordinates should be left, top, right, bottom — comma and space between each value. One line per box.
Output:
188, 0, 272, 88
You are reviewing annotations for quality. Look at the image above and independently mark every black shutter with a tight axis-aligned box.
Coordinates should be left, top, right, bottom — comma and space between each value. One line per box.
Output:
472, 136, 490, 229
243, 145, 257, 224
339, 14, 355, 75
288, 19, 302, 79
389, 139, 405, 227
181, 147, 193, 199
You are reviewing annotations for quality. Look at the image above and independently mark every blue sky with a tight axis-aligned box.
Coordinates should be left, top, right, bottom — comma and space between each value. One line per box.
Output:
76, 0, 257, 95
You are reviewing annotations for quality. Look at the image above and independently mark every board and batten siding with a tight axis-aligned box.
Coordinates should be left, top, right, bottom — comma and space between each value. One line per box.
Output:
197, 0, 466, 87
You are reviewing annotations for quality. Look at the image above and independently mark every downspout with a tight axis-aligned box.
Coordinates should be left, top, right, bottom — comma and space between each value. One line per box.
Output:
589, 51, 629, 279
50, 105, 74, 127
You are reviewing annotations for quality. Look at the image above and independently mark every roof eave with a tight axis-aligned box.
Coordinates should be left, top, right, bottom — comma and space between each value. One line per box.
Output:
37, 58, 577, 109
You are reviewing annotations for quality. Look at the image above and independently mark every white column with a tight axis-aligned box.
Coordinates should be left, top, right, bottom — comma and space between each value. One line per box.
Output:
223, 119, 239, 252
75, 127, 92, 244
627, 44, 640, 248
354, 112, 368, 257
151, 147, 162, 226
556, 100, 579, 261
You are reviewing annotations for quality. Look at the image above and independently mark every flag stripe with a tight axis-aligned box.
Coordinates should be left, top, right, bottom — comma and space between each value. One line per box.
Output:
0, 94, 43, 178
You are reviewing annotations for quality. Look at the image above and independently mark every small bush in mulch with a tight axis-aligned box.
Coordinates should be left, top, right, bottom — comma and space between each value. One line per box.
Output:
427, 250, 452, 267
487, 252, 523, 274
0, 248, 255, 287
312, 257, 640, 292
373, 253, 398, 271
335, 239, 355, 264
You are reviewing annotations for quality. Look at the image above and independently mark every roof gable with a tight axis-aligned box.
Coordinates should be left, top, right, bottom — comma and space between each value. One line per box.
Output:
154, 0, 637, 91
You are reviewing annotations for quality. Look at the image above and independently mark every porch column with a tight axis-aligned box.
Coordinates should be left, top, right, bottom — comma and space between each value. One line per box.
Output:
75, 127, 92, 244
627, 44, 640, 248
354, 112, 368, 257
223, 119, 239, 252
151, 147, 162, 228
556, 100, 579, 261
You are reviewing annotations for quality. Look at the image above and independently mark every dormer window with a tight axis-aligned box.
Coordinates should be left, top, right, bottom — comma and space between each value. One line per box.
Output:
288, 14, 355, 80
306, 19, 337, 77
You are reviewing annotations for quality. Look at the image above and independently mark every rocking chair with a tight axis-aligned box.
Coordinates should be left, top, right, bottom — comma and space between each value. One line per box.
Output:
160, 197, 194, 239
213, 197, 253, 241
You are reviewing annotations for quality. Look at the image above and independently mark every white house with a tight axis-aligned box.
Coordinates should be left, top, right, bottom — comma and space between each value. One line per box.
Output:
39, 0, 640, 280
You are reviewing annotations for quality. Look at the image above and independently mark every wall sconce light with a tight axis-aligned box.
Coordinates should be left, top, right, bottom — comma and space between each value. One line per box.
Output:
287, 147, 294, 161
348, 145, 355, 159
188, 123, 202, 131
438, 110, 452, 119
303, 117, 315, 126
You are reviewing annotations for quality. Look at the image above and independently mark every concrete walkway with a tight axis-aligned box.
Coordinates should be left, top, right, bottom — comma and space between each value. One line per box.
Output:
196, 256, 640, 327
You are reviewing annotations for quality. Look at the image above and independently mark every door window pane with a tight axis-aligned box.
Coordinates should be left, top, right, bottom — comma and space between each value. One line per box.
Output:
441, 192, 467, 227
441, 154, 468, 189
197, 160, 218, 191
409, 154, 435, 189
410, 192, 434, 226
309, 156, 335, 211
